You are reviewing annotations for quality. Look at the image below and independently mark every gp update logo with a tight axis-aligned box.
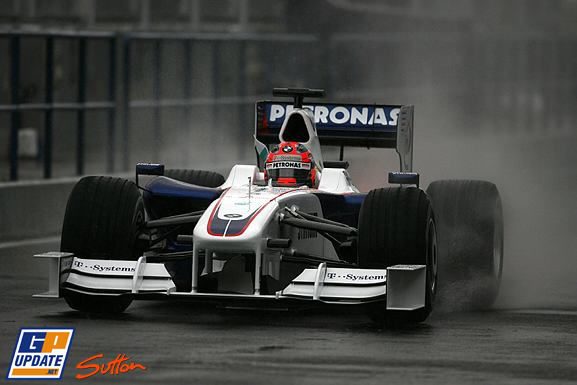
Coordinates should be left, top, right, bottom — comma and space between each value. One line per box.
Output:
7, 328, 74, 380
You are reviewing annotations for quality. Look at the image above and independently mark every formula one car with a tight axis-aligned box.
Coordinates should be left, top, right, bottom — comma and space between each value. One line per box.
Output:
34, 88, 504, 325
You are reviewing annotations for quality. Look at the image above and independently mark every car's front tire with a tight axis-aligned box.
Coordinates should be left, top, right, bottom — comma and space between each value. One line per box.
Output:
60, 176, 145, 314
357, 187, 438, 325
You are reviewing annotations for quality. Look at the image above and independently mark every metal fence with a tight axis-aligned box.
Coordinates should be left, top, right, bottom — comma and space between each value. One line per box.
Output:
1, 29, 576, 181
0, 31, 320, 181
120, 32, 320, 171
0, 31, 116, 180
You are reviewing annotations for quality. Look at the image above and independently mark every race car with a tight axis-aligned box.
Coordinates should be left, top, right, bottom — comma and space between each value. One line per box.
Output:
34, 88, 504, 325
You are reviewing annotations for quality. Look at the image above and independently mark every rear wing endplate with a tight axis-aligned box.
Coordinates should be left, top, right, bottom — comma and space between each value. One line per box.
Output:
255, 101, 414, 172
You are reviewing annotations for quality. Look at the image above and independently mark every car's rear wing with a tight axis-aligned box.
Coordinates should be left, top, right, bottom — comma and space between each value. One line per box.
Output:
255, 100, 414, 172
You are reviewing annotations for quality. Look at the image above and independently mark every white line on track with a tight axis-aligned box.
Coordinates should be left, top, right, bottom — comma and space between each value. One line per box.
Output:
0, 235, 60, 250
505, 309, 577, 316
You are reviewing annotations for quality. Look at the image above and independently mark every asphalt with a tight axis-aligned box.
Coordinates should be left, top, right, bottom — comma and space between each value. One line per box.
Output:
1, 240, 576, 385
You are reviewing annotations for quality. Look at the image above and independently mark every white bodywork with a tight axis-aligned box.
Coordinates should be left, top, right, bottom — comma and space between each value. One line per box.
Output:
193, 164, 350, 294
279, 108, 324, 169
35, 106, 426, 312
35, 253, 425, 309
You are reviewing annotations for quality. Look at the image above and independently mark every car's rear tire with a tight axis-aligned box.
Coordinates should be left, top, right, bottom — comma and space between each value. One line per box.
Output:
426, 180, 503, 310
60, 176, 145, 314
357, 187, 438, 325
164, 169, 225, 188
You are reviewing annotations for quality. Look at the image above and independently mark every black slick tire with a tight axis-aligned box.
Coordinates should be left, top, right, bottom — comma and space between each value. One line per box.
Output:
60, 176, 145, 314
357, 187, 438, 326
426, 180, 503, 310
164, 169, 225, 188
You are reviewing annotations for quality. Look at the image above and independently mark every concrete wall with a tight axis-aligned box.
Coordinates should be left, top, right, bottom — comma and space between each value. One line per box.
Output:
0, 164, 235, 243
0, 178, 78, 242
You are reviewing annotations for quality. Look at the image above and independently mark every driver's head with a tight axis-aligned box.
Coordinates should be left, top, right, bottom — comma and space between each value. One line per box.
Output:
265, 142, 317, 187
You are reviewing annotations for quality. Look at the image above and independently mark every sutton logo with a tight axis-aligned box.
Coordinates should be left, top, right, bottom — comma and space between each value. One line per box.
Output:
7, 328, 74, 380
75, 353, 146, 380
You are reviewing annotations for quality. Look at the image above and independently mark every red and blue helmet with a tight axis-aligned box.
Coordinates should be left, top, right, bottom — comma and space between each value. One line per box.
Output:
265, 142, 317, 187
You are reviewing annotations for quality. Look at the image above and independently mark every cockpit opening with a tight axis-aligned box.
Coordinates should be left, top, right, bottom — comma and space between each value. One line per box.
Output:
281, 113, 310, 143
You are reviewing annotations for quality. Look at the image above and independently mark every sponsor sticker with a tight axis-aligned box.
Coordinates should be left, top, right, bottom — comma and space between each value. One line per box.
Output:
72, 258, 136, 274
270, 155, 302, 162
325, 272, 386, 282
266, 103, 400, 129
7, 328, 74, 380
265, 161, 311, 170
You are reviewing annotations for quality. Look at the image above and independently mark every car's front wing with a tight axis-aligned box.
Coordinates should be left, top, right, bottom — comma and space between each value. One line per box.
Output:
33, 252, 426, 311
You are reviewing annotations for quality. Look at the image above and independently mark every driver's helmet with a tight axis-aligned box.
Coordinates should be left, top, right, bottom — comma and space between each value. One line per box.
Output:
265, 142, 317, 187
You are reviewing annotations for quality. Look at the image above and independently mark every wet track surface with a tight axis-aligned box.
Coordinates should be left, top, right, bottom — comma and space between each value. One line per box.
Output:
1, 241, 577, 384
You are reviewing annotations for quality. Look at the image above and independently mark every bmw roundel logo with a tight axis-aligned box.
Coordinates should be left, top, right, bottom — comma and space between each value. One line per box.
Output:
282, 145, 293, 153
224, 213, 242, 218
